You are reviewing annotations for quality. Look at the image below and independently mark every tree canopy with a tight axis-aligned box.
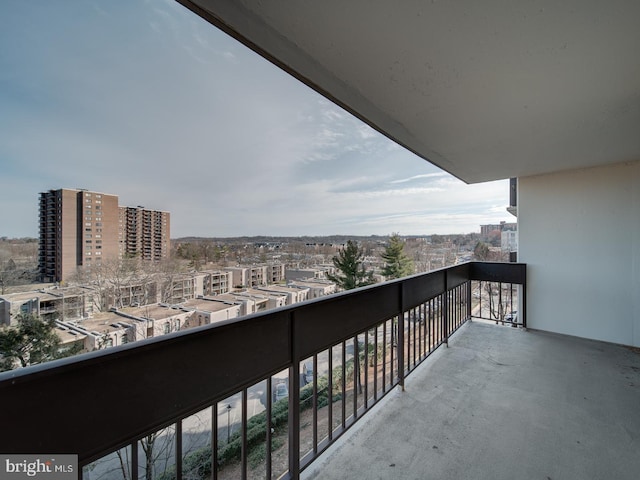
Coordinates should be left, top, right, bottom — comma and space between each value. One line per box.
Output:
327, 240, 374, 290
381, 234, 414, 280
0, 313, 79, 371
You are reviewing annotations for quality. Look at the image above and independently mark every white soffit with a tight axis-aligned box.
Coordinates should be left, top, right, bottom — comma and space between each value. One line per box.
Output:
179, 0, 640, 184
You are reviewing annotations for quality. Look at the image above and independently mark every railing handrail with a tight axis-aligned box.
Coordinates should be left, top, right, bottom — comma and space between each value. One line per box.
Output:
0, 261, 526, 467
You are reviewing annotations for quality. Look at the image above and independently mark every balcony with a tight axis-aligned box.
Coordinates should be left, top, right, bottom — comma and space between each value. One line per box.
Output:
304, 320, 640, 480
2, 261, 638, 479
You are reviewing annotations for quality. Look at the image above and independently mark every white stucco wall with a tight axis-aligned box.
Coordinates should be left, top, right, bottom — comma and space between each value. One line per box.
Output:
519, 160, 640, 347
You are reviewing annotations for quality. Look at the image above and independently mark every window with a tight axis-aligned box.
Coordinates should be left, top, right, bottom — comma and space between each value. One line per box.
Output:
86, 234, 92, 238
85, 228, 92, 232
95, 234, 101, 238
85, 222, 92, 226
122, 333, 129, 344
164, 323, 170, 334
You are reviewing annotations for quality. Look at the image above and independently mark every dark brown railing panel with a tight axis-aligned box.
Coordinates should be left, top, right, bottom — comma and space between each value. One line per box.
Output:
0, 310, 291, 463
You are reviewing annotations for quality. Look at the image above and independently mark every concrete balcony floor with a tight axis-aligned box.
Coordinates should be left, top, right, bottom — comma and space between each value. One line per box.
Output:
303, 321, 640, 480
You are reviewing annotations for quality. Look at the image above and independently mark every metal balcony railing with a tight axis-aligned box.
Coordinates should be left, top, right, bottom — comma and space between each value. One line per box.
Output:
0, 262, 525, 480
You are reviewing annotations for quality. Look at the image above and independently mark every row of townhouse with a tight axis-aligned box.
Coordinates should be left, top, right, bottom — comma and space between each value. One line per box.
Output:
54, 283, 313, 353
0, 269, 239, 325
0, 286, 97, 326
226, 264, 286, 287
0, 264, 331, 328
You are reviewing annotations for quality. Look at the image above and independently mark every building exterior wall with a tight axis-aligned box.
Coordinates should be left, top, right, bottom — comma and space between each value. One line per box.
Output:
39, 189, 169, 283
501, 230, 518, 253
519, 160, 640, 347
203, 271, 231, 295
119, 206, 170, 261
266, 264, 285, 283
226, 267, 248, 287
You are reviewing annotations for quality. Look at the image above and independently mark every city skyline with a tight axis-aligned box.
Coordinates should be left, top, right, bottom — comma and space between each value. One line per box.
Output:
1, 1, 511, 239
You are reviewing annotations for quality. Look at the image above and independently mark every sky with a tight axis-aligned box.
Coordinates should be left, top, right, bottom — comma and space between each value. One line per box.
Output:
0, 0, 512, 239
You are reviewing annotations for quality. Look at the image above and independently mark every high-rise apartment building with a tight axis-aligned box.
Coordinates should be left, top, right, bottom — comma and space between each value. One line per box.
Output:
119, 206, 171, 261
38, 189, 170, 282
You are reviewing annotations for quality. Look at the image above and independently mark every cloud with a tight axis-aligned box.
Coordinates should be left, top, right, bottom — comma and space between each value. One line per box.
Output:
389, 172, 449, 184
0, 1, 512, 239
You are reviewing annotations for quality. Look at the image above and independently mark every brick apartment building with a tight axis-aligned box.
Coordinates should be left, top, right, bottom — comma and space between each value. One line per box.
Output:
38, 188, 170, 282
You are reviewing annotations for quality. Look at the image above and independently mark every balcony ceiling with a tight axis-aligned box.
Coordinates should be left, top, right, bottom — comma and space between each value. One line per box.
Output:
179, 0, 640, 183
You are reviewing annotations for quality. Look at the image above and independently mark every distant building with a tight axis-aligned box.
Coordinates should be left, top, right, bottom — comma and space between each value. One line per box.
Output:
255, 284, 310, 305
119, 206, 170, 261
285, 266, 335, 281
501, 230, 518, 253
38, 188, 170, 283
226, 264, 285, 288
0, 286, 96, 326
287, 279, 336, 299
39, 189, 120, 283
480, 221, 517, 237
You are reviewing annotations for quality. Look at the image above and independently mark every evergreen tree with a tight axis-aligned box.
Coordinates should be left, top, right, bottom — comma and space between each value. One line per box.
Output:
381, 233, 414, 279
327, 240, 374, 290
473, 241, 490, 261
0, 313, 79, 371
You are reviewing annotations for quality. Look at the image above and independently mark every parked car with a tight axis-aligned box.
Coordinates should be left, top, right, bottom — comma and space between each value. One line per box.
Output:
504, 311, 518, 323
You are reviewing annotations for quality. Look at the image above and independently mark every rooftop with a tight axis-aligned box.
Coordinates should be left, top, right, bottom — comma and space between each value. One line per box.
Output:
303, 321, 640, 480
182, 297, 241, 312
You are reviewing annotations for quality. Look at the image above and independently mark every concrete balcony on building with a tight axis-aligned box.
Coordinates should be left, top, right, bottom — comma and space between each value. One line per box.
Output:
303, 320, 640, 480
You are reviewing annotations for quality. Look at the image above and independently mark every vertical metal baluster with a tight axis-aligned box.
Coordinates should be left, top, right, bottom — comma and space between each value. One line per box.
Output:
176, 421, 183, 480
427, 300, 432, 352
241, 389, 248, 480
510, 283, 514, 324
398, 313, 405, 391
131, 441, 138, 480
364, 330, 369, 409
289, 310, 301, 480
353, 335, 359, 418
390, 317, 395, 386
444, 289, 449, 348
313, 354, 318, 454
212, 404, 218, 480
499, 282, 503, 324
419, 303, 424, 360
382, 320, 387, 393
266, 377, 272, 480
341, 340, 346, 428
373, 324, 378, 401
412, 307, 417, 367
328, 347, 333, 441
